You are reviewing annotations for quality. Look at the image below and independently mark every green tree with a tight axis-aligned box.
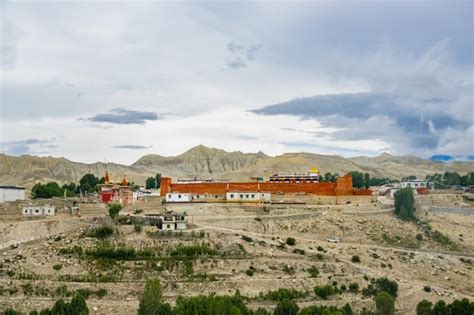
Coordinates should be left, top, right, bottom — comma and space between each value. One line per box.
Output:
69, 293, 89, 315
350, 172, 364, 189
155, 173, 162, 188
108, 203, 122, 220
31, 182, 64, 199
138, 279, 171, 315
375, 292, 395, 315
394, 187, 415, 221
402, 175, 417, 182
416, 299, 433, 315
145, 177, 156, 189
79, 174, 99, 193
273, 300, 299, 315
364, 173, 370, 189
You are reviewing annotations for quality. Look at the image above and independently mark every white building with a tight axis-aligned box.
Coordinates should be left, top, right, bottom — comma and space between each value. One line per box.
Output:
146, 211, 187, 230
226, 192, 271, 203
165, 193, 191, 203
0, 186, 26, 203
401, 180, 429, 189
22, 205, 55, 216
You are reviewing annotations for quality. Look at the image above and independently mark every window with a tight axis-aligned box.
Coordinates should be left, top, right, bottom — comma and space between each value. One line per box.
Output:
215, 195, 218, 198
178, 195, 181, 198
230, 194, 234, 198
168, 194, 171, 198
251, 194, 255, 198
35, 209, 39, 213
246, 194, 249, 198
166, 224, 170, 229
240, 194, 243, 198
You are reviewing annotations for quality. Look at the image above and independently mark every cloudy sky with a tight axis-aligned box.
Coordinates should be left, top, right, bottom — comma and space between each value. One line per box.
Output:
1, 1, 472, 164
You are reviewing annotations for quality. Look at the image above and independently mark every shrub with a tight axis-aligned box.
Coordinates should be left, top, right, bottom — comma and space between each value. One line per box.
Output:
375, 291, 395, 315
241, 235, 253, 242
362, 277, 398, 298
274, 300, 299, 315
351, 255, 361, 263
317, 246, 325, 252
314, 285, 337, 300
52, 264, 62, 271
138, 278, 170, 315
286, 237, 296, 246
423, 286, 431, 292
292, 248, 305, 255
246, 269, 254, 276
283, 265, 295, 275
87, 225, 114, 239
394, 187, 415, 221
416, 299, 433, 315
261, 288, 307, 301
307, 266, 319, 278
416, 233, 423, 241
168, 243, 218, 258
108, 203, 122, 220
348, 282, 359, 293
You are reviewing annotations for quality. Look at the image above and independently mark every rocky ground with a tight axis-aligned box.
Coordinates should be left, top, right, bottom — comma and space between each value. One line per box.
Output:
0, 194, 473, 314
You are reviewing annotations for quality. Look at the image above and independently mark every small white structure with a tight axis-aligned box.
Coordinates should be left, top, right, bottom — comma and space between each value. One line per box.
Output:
226, 192, 271, 203
156, 211, 187, 230
166, 193, 191, 203
22, 205, 55, 216
401, 180, 429, 189
0, 186, 26, 203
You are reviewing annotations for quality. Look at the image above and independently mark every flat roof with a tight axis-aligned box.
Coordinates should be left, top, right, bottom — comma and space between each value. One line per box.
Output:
0, 185, 25, 190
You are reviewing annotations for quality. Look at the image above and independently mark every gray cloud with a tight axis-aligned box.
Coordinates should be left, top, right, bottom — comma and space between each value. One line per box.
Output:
226, 57, 246, 70
224, 41, 260, 70
252, 90, 473, 156
0, 138, 54, 155
85, 108, 160, 125
113, 145, 151, 149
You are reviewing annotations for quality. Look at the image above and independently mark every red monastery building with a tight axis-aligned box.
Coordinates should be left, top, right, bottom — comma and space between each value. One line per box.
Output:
98, 171, 134, 204
160, 173, 371, 197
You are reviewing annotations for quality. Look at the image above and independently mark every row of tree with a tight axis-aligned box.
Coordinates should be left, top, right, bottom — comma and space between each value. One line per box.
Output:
425, 172, 474, 188
145, 173, 162, 189
31, 173, 144, 199
321, 172, 392, 189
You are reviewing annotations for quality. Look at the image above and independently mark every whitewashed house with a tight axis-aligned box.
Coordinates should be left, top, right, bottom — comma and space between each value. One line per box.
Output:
22, 205, 55, 216
146, 211, 187, 230
226, 192, 271, 203
0, 186, 26, 203
401, 180, 429, 189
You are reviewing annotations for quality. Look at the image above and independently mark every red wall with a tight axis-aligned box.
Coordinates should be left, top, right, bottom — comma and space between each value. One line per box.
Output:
160, 175, 366, 196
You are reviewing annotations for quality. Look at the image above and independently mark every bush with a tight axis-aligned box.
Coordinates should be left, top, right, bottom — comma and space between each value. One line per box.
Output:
314, 285, 337, 300
375, 291, 395, 315
138, 278, 170, 315
394, 187, 415, 221
416, 299, 433, 315
416, 298, 474, 315
87, 225, 114, 239
134, 224, 143, 233
423, 286, 431, 292
362, 277, 398, 298
317, 246, 325, 252
108, 203, 122, 220
348, 282, 359, 293
52, 264, 62, 271
242, 235, 253, 243
261, 288, 307, 301
307, 266, 319, 278
416, 233, 423, 241
246, 269, 254, 276
351, 255, 361, 263
274, 300, 299, 315
286, 237, 296, 246
283, 265, 295, 275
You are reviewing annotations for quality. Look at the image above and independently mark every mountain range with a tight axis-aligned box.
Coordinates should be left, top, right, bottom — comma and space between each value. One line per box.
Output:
1, 145, 473, 189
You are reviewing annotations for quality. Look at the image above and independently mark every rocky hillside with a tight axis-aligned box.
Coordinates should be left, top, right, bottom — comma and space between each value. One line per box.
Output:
1, 146, 473, 188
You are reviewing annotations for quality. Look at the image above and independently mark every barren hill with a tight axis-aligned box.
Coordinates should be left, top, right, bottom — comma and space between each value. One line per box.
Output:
1, 146, 473, 188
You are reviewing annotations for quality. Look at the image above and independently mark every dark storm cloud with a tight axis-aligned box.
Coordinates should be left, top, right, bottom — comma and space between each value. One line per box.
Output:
85, 108, 160, 125
113, 145, 151, 149
252, 90, 473, 155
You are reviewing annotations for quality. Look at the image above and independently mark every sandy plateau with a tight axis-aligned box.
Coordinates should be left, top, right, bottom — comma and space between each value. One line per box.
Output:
0, 194, 473, 314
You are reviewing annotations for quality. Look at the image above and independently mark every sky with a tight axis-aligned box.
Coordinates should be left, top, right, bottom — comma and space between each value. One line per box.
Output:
0, 0, 473, 165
